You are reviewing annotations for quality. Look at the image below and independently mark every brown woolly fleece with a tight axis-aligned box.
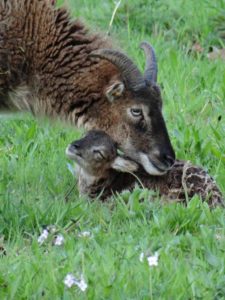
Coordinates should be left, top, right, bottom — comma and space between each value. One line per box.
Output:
0, 0, 116, 123
0, 0, 176, 175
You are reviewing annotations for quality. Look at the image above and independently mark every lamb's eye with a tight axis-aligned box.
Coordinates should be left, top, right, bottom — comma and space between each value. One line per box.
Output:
130, 108, 142, 117
93, 149, 105, 161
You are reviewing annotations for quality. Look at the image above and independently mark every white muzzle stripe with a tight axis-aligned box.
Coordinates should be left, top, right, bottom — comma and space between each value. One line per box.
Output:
140, 153, 167, 176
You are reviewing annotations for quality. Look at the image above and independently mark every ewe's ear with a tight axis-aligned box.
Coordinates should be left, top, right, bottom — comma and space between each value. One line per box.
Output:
105, 81, 124, 102
111, 157, 138, 173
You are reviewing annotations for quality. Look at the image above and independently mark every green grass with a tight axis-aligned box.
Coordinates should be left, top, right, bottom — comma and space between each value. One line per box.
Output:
0, 0, 225, 299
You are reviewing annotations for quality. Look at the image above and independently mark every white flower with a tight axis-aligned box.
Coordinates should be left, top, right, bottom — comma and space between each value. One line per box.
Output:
139, 252, 144, 262
147, 252, 159, 267
47, 225, 57, 233
215, 233, 225, 241
64, 273, 88, 291
64, 273, 76, 288
37, 229, 49, 245
76, 274, 88, 292
54, 234, 64, 246
78, 231, 92, 238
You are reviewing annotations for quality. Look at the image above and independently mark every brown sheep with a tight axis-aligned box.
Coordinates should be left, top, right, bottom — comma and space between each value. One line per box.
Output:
66, 130, 224, 208
0, 0, 175, 175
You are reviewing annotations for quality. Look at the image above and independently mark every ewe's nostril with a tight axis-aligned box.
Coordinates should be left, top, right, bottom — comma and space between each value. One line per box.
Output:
157, 151, 175, 168
164, 154, 175, 167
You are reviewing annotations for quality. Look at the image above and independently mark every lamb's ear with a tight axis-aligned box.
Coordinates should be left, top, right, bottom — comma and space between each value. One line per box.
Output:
111, 157, 138, 173
105, 81, 124, 102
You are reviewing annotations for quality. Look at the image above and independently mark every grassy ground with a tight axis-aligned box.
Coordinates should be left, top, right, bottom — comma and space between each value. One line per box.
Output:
0, 0, 225, 299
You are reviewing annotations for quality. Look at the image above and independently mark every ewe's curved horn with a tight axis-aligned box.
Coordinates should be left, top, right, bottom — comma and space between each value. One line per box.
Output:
140, 41, 157, 84
90, 49, 145, 91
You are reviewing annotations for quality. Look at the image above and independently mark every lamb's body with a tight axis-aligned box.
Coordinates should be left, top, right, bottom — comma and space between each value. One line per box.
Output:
67, 131, 224, 208
78, 160, 224, 207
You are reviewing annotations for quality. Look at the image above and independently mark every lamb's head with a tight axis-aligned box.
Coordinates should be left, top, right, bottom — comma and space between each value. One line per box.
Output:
91, 42, 175, 176
66, 130, 138, 177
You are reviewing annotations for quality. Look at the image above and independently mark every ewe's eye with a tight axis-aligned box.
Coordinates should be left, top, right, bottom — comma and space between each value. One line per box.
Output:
93, 149, 105, 161
130, 108, 143, 117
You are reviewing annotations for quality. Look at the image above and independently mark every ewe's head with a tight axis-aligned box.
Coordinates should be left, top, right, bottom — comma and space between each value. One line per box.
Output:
66, 130, 138, 177
91, 42, 175, 176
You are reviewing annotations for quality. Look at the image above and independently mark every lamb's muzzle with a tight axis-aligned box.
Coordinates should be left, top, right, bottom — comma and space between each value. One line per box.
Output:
66, 143, 81, 161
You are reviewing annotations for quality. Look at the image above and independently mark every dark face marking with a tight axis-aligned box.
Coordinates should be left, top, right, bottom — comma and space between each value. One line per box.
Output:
110, 85, 175, 175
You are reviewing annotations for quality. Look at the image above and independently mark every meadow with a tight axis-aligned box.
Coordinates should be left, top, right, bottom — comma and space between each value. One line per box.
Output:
0, 0, 225, 299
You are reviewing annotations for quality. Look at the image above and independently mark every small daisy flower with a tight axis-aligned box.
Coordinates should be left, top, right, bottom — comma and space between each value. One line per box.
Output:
64, 273, 76, 288
64, 273, 88, 291
147, 252, 159, 267
139, 252, 144, 262
215, 234, 221, 240
76, 274, 88, 292
78, 231, 92, 238
38, 229, 49, 245
54, 234, 64, 246
47, 225, 57, 233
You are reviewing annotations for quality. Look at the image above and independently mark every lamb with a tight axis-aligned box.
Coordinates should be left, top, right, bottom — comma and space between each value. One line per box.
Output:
66, 130, 224, 208
0, 0, 175, 175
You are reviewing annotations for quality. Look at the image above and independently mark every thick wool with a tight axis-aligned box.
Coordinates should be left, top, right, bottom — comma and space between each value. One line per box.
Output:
0, 0, 116, 124
0, 1, 177, 175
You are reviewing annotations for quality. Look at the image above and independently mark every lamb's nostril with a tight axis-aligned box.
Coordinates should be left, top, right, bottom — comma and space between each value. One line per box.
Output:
71, 142, 80, 150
